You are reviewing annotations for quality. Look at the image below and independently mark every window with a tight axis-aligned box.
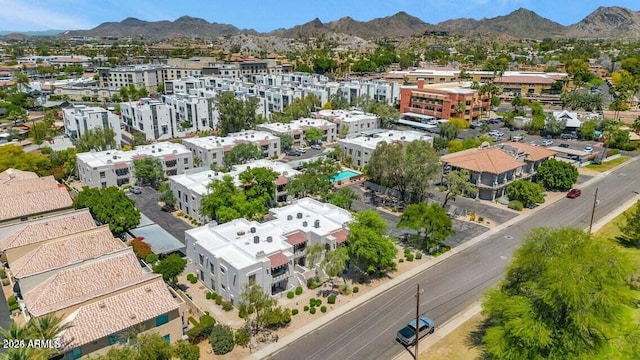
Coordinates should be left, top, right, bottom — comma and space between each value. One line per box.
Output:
221, 284, 226, 290
184, 158, 188, 164
210, 279, 216, 291
210, 262, 214, 274
248, 274, 256, 284
163, 334, 170, 343
199, 270, 204, 281
220, 266, 226, 274
199, 254, 204, 265
99, 171, 105, 179
68, 347, 82, 359
155, 313, 169, 327
108, 334, 117, 345
101, 182, 107, 189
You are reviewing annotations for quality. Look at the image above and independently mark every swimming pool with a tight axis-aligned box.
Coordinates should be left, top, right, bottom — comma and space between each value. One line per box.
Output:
331, 170, 359, 183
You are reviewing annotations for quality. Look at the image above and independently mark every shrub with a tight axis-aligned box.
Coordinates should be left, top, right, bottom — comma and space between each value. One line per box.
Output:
320, 306, 327, 313
399, 258, 404, 263
310, 298, 322, 307
215, 296, 222, 306
234, 327, 250, 348
187, 274, 198, 284
339, 284, 351, 295
308, 276, 322, 289
7, 295, 17, 306
287, 291, 294, 299
469, 213, 476, 221
1, 278, 9, 286
186, 314, 216, 344
206, 292, 213, 300
353, 287, 359, 293
210, 292, 218, 300
606, 148, 620, 157
222, 301, 234, 311
292, 309, 299, 315
310, 307, 316, 314
0, 269, 6, 279
406, 253, 414, 262
438, 185, 447, 192
508, 200, 524, 211
415, 252, 423, 260
478, 216, 484, 222
176, 211, 184, 217
295, 286, 303, 295
145, 253, 158, 264
8, 303, 19, 312
303, 305, 309, 312
129, 238, 152, 259
404, 248, 411, 255
209, 324, 235, 355
327, 295, 336, 304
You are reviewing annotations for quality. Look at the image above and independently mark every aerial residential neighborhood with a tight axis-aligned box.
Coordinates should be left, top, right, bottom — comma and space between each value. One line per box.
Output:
1, 2, 640, 360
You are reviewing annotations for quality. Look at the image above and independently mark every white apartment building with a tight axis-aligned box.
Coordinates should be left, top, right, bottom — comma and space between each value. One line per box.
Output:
98, 64, 171, 92
182, 130, 281, 167
120, 98, 173, 141
162, 93, 217, 134
169, 159, 300, 222
337, 130, 434, 169
62, 104, 122, 146
76, 142, 193, 188
257, 118, 337, 146
316, 109, 380, 135
185, 198, 353, 302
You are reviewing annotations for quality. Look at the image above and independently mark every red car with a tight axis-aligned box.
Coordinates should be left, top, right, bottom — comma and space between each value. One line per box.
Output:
567, 188, 582, 198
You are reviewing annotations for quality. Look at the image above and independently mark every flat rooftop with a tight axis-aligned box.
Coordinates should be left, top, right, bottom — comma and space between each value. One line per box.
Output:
338, 130, 433, 150
258, 118, 334, 133
76, 142, 191, 168
182, 130, 278, 151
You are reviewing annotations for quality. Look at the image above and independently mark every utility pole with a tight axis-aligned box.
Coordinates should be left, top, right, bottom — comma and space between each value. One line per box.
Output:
589, 187, 599, 234
415, 283, 422, 360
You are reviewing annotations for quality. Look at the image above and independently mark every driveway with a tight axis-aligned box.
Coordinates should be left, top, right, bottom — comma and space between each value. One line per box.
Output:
128, 186, 193, 244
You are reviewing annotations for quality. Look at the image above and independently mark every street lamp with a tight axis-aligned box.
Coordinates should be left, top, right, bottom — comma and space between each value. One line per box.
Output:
415, 283, 425, 360
588, 187, 599, 234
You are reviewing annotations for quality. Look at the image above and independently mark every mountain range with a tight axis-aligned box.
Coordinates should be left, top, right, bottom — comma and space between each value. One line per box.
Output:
15, 6, 640, 40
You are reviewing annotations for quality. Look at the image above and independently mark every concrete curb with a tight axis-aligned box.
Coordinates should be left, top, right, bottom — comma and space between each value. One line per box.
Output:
250, 155, 639, 360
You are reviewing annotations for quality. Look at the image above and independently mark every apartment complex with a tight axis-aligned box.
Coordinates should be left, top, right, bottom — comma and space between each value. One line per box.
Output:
76, 142, 193, 188
169, 159, 300, 222
0, 169, 73, 226
120, 98, 174, 141
182, 130, 281, 168
337, 130, 434, 169
185, 198, 353, 302
62, 104, 122, 146
441, 142, 557, 201
162, 93, 217, 134
399, 80, 490, 122
256, 118, 337, 146
98, 64, 170, 92
316, 109, 380, 135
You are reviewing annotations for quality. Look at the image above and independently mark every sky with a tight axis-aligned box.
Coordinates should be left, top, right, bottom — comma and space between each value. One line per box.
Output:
0, 0, 639, 32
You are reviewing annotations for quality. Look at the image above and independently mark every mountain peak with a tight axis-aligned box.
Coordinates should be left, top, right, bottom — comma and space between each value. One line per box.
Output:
174, 16, 208, 24
120, 17, 146, 26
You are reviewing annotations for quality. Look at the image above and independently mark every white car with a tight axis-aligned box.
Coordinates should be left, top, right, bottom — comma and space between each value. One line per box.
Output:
583, 146, 594, 154
296, 147, 306, 154
542, 139, 553, 146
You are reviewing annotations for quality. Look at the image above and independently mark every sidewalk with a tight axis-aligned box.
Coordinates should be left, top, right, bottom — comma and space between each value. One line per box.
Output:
250, 155, 640, 360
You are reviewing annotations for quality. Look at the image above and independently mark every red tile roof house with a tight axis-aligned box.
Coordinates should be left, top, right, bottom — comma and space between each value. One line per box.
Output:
0, 169, 73, 226
441, 143, 556, 201
0, 206, 185, 358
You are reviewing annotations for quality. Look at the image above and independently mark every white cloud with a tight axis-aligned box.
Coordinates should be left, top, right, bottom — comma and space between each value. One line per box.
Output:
0, 0, 95, 30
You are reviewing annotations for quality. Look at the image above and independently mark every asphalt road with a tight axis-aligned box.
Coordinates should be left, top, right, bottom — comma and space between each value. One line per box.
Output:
128, 186, 193, 243
271, 157, 640, 360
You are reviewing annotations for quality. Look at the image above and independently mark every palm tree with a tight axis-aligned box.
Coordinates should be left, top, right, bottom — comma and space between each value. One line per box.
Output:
27, 314, 73, 342
0, 323, 29, 340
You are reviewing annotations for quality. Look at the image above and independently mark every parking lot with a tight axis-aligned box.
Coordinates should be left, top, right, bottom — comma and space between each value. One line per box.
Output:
127, 186, 193, 243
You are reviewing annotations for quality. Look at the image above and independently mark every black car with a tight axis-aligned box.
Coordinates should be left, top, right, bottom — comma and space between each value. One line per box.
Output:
559, 143, 570, 148
161, 204, 174, 212
286, 150, 301, 157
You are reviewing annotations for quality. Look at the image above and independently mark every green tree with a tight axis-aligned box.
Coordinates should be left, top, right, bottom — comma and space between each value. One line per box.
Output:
536, 158, 579, 191
173, 340, 200, 360
73, 186, 140, 236
239, 166, 279, 204
223, 143, 263, 166
507, 179, 544, 207
158, 181, 176, 207
209, 324, 235, 355
544, 114, 566, 138
621, 200, 640, 247
447, 139, 464, 153
133, 156, 165, 188
397, 203, 455, 252
579, 119, 598, 140
274, 93, 319, 122
30, 121, 49, 145
321, 246, 349, 287
327, 187, 359, 210
304, 127, 323, 145
482, 227, 638, 359
131, 132, 149, 146
0, 144, 51, 176
329, 93, 349, 110
152, 254, 187, 286
442, 169, 478, 207
0, 314, 73, 360
238, 282, 275, 333
438, 122, 459, 141
76, 127, 117, 152
287, 158, 341, 199
280, 134, 294, 151
347, 210, 397, 274
215, 92, 259, 135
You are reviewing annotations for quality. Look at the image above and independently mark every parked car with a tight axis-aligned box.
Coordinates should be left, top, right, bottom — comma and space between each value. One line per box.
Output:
567, 188, 582, 198
160, 204, 173, 212
561, 133, 577, 140
583, 146, 594, 154
489, 130, 504, 137
512, 134, 525, 142
542, 139, 553, 146
286, 150, 301, 157
396, 316, 435, 346
296, 147, 306, 154
130, 186, 142, 194
311, 144, 322, 150
470, 121, 482, 129
559, 143, 570, 148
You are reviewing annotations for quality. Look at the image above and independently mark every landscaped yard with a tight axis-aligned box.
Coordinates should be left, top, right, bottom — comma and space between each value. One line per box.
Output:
585, 156, 630, 172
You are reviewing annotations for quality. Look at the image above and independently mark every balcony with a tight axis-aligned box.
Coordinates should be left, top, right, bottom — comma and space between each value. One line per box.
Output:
271, 271, 290, 283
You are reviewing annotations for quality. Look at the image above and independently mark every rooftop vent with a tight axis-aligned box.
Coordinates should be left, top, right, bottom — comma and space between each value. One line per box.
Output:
287, 215, 293, 221
208, 174, 212, 178
250, 227, 256, 233
314, 220, 320, 228
253, 236, 259, 244
129, 314, 137, 320
106, 152, 111, 155
237, 230, 245, 236
98, 303, 106, 308
152, 145, 155, 148
145, 287, 152, 293
400, 136, 406, 140
112, 155, 117, 160
296, 212, 303, 219
266, 236, 273, 243
303, 221, 308, 227
152, 150, 156, 153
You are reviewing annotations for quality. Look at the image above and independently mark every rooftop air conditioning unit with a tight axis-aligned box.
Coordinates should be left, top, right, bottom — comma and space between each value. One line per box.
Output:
253, 236, 259, 244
